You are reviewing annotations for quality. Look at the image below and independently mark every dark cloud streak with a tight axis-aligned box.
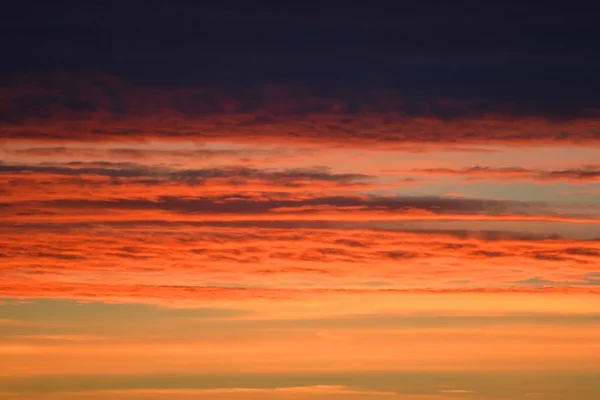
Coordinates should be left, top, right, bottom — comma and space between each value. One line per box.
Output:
403, 166, 600, 182
0, 194, 577, 219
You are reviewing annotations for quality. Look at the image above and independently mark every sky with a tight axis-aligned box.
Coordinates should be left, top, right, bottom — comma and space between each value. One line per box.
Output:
1, 1, 600, 399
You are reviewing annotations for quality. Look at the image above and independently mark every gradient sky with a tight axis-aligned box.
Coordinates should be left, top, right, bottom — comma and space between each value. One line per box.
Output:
1, 2, 600, 399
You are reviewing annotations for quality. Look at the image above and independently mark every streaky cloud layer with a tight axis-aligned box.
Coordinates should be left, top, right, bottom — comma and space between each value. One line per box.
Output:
2, 8, 600, 395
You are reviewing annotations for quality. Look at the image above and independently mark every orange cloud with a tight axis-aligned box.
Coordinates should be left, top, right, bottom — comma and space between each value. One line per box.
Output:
2, 225, 599, 295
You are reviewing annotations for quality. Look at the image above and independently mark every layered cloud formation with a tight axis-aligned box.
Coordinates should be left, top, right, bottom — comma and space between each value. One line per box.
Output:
2, 74, 600, 147
2, 2, 600, 397
1, 75, 599, 307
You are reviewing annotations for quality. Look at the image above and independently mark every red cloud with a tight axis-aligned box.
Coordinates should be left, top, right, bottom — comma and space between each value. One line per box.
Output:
2, 73, 599, 147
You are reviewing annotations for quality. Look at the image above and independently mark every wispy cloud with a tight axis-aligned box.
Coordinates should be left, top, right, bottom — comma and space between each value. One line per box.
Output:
401, 165, 600, 182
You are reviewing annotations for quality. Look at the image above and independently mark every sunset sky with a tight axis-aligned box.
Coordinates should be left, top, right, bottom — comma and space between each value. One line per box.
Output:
1, 2, 600, 399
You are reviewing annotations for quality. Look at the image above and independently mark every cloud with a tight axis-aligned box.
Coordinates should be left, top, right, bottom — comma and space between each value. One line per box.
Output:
7, 219, 597, 240
0, 384, 402, 399
3, 6, 600, 387
439, 389, 475, 394
3, 162, 418, 201
514, 274, 600, 288
3, 145, 501, 161
1, 281, 598, 308
1, 73, 599, 147
78, 385, 396, 396
0, 162, 382, 194
4, 146, 303, 162
401, 165, 600, 182
0, 162, 372, 184
7, 334, 109, 342
3, 225, 599, 274
4, 213, 597, 308
4, 193, 595, 225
